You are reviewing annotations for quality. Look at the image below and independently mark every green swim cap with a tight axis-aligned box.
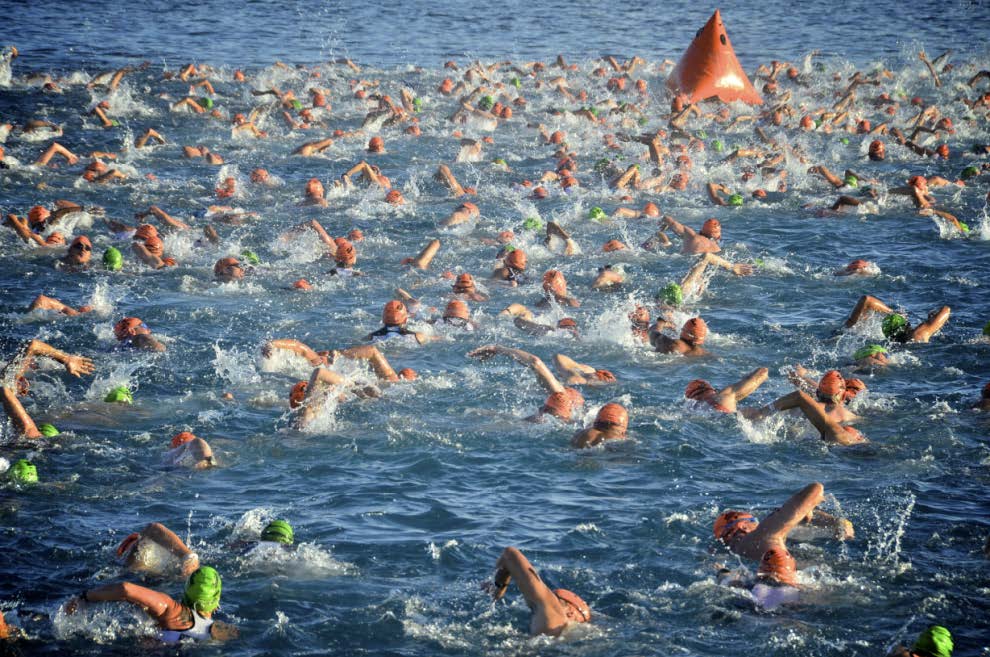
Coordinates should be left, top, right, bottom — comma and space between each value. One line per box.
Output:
659, 282, 683, 306
912, 625, 953, 657
523, 216, 543, 231
104, 386, 133, 404
589, 206, 608, 222
261, 519, 294, 545
844, 174, 858, 187
814, 118, 823, 128
696, 130, 708, 139
754, 257, 766, 267
638, 116, 648, 126
291, 99, 303, 111
728, 194, 744, 206
510, 77, 521, 89
594, 158, 611, 173
960, 166, 979, 180
110, 119, 120, 127
840, 137, 850, 145
983, 320, 990, 336
478, 95, 495, 111
712, 139, 724, 152
853, 344, 887, 361
240, 249, 260, 266
197, 97, 213, 110
413, 97, 423, 112
103, 246, 123, 272
502, 244, 516, 253
492, 158, 507, 166
182, 566, 222, 614
881, 313, 909, 340
958, 221, 969, 233
11, 459, 38, 485
38, 423, 59, 437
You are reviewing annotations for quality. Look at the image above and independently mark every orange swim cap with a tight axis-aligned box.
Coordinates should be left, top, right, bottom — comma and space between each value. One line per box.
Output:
843, 377, 866, 401
289, 381, 308, 409
542, 391, 574, 420
593, 402, 628, 431
936, 143, 949, 158
700, 219, 721, 240
593, 369, 617, 383
170, 431, 196, 448
856, 119, 871, 134
292, 278, 312, 290
144, 235, 164, 257
685, 379, 715, 400
542, 270, 567, 297
557, 318, 578, 330
453, 272, 475, 292
602, 239, 626, 252
45, 232, 66, 246
642, 202, 660, 217
385, 189, 405, 205
680, 317, 708, 344
497, 230, 515, 243
459, 201, 479, 214
564, 387, 585, 408
500, 106, 512, 119
28, 205, 50, 225
713, 510, 758, 541
214, 257, 241, 277
549, 130, 566, 144
908, 175, 928, 192
800, 115, 814, 130
134, 224, 158, 241
383, 300, 408, 326
334, 238, 356, 266
398, 367, 418, 380
348, 229, 364, 242
554, 588, 591, 623
847, 259, 870, 272
868, 140, 885, 161
113, 317, 146, 341
505, 249, 527, 270
368, 136, 384, 153
306, 178, 325, 197
444, 299, 470, 320
758, 547, 798, 586
817, 370, 846, 402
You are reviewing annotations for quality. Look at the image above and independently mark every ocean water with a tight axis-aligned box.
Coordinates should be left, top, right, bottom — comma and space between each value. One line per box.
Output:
1, 1, 989, 656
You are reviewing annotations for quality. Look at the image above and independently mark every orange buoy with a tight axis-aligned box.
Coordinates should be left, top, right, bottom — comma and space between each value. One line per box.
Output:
666, 9, 763, 105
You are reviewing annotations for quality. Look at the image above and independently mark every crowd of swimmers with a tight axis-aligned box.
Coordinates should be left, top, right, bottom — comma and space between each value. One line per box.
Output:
0, 37, 986, 653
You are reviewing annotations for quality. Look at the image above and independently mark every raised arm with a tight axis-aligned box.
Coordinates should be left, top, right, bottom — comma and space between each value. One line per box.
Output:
263, 339, 324, 366
79, 582, 179, 622
468, 345, 564, 393
337, 345, 399, 381
748, 482, 825, 548
405, 239, 441, 270
720, 367, 769, 403
491, 547, 567, 634
772, 390, 864, 444
911, 306, 950, 343
1, 386, 41, 438
22, 339, 94, 377
4, 214, 48, 246
661, 215, 695, 238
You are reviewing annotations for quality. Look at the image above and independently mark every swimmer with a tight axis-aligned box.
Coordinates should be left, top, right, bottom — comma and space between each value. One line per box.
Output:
650, 317, 709, 356
550, 354, 617, 386
4, 209, 67, 248
451, 273, 489, 302
887, 625, 953, 657
437, 299, 478, 331
57, 236, 93, 270
684, 367, 769, 416
1, 339, 95, 438
833, 258, 875, 276
485, 547, 591, 636
716, 546, 801, 610
298, 177, 328, 207
492, 248, 527, 285
66, 567, 237, 642
439, 201, 479, 227
973, 382, 990, 411
787, 366, 861, 423
499, 304, 581, 338
538, 270, 580, 308
292, 137, 334, 156
850, 344, 889, 371
713, 482, 853, 562
213, 257, 245, 282
658, 216, 722, 254
590, 264, 624, 290
113, 317, 166, 352
676, 252, 754, 299
571, 402, 628, 448
363, 301, 436, 345
401, 239, 441, 270
543, 222, 578, 256
843, 295, 950, 343
764, 389, 866, 444
467, 344, 584, 421
27, 294, 93, 317
116, 522, 200, 577
164, 432, 215, 469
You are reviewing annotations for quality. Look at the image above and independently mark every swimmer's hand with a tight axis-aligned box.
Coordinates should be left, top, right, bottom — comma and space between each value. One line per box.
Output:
181, 552, 200, 577
467, 345, 498, 361
65, 355, 95, 377
63, 596, 84, 615
835, 518, 855, 541
732, 263, 754, 276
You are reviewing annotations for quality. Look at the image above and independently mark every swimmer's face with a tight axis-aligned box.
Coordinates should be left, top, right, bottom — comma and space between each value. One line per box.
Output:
561, 599, 587, 623
66, 239, 92, 264
216, 261, 245, 282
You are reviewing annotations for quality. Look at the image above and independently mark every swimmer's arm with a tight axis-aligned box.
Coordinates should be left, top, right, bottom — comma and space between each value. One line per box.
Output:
414, 331, 440, 345
706, 182, 730, 205
499, 303, 534, 321
753, 481, 826, 544
772, 391, 855, 444
786, 364, 818, 393
264, 339, 324, 366
660, 215, 694, 238
1, 386, 42, 438
23, 339, 94, 377
911, 306, 950, 343
144, 206, 190, 231
808, 165, 844, 188
494, 547, 560, 618
591, 269, 623, 289
3, 214, 48, 246
139, 523, 198, 566
702, 252, 753, 276
468, 345, 564, 393
79, 582, 177, 620
406, 239, 440, 270
337, 345, 399, 382
803, 509, 854, 540
132, 242, 165, 269
721, 367, 769, 403
844, 295, 893, 328
308, 220, 336, 252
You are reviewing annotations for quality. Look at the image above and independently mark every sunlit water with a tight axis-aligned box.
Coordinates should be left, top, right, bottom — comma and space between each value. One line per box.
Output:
1, 2, 989, 656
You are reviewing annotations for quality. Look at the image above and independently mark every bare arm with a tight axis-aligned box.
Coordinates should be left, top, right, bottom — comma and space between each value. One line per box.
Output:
337, 345, 399, 381
661, 215, 694, 239
772, 390, 861, 444
749, 482, 825, 547
468, 345, 564, 393
23, 339, 94, 377
844, 295, 893, 327
911, 306, 950, 342
264, 339, 324, 365
4, 214, 48, 246
80, 582, 179, 622
1, 386, 41, 438
406, 239, 440, 269
144, 206, 191, 230
132, 243, 166, 269
720, 367, 769, 403
492, 547, 568, 635
139, 523, 197, 565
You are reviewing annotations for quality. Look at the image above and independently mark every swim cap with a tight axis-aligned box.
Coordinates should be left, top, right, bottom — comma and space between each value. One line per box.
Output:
542, 270, 567, 297
593, 369, 616, 383
510, 77, 521, 88
291, 99, 303, 111
383, 300, 409, 326
593, 402, 628, 431
214, 257, 242, 278
712, 139, 724, 152
853, 344, 887, 361
11, 459, 38, 485
843, 378, 866, 401
306, 178, 324, 197
134, 224, 158, 241
840, 137, 850, 145
28, 206, 50, 225
71, 235, 92, 250
197, 97, 213, 110
492, 158, 507, 167
182, 566, 222, 614
444, 299, 470, 321
817, 370, 845, 402
844, 174, 858, 187
143, 235, 164, 257
642, 202, 661, 217
554, 589, 591, 623
171, 432, 196, 448
289, 381, 308, 409
700, 219, 721, 240
38, 423, 59, 437
557, 318, 578, 330
912, 625, 953, 657
589, 206, 608, 222
757, 547, 798, 586
368, 136, 384, 153
602, 239, 625, 252
881, 313, 909, 340
413, 97, 423, 112
505, 249, 527, 270
542, 391, 573, 420
103, 246, 123, 271
398, 368, 418, 380
713, 511, 758, 541
385, 189, 404, 205
659, 282, 683, 307
114, 317, 147, 341
696, 130, 708, 139
728, 194, 743, 206
869, 140, 885, 161
958, 221, 969, 233
960, 166, 979, 180
453, 273, 475, 292
104, 386, 133, 404
261, 519, 294, 545
478, 95, 495, 111
685, 379, 715, 401
680, 317, 708, 344
523, 216, 543, 231
240, 250, 260, 266
334, 238, 356, 266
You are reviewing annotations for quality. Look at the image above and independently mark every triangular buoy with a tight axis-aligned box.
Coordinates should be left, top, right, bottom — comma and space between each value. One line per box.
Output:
666, 9, 763, 105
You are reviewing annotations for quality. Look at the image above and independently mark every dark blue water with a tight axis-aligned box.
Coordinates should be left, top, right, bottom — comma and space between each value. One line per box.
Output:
1, 1, 990, 655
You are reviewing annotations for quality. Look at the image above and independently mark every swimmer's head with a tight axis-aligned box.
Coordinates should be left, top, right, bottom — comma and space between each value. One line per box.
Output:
685, 379, 716, 401
868, 140, 885, 161
46, 232, 65, 246
505, 249, 527, 271
383, 300, 409, 327
541, 391, 574, 421
11, 459, 38, 484
542, 270, 567, 298
214, 257, 244, 282
453, 273, 476, 293
628, 305, 650, 327
642, 202, 660, 217
69, 235, 93, 262
368, 136, 384, 153
38, 423, 59, 437
385, 189, 405, 205
289, 381, 308, 409
549, 130, 566, 145
183, 566, 222, 614
680, 317, 707, 345
881, 313, 910, 341
305, 178, 325, 198
103, 246, 123, 271
911, 626, 953, 657
593, 402, 628, 433
171, 432, 196, 448
557, 318, 578, 331
398, 368, 418, 381
728, 193, 744, 206
593, 369, 617, 383
28, 205, 50, 226
261, 519, 294, 545
134, 224, 158, 241
757, 547, 798, 586
143, 235, 164, 257
443, 299, 470, 321
588, 206, 608, 222
713, 511, 758, 542
334, 238, 356, 267
817, 370, 846, 404
853, 344, 888, 365
700, 218, 721, 240
908, 175, 928, 193
554, 589, 591, 623
104, 386, 133, 404
114, 317, 150, 341
348, 229, 364, 242
843, 377, 866, 401
250, 168, 269, 183
659, 282, 683, 307
960, 166, 979, 181
602, 239, 626, 252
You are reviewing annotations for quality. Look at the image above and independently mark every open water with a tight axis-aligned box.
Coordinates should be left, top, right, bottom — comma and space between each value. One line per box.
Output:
1, 1, 989, 656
